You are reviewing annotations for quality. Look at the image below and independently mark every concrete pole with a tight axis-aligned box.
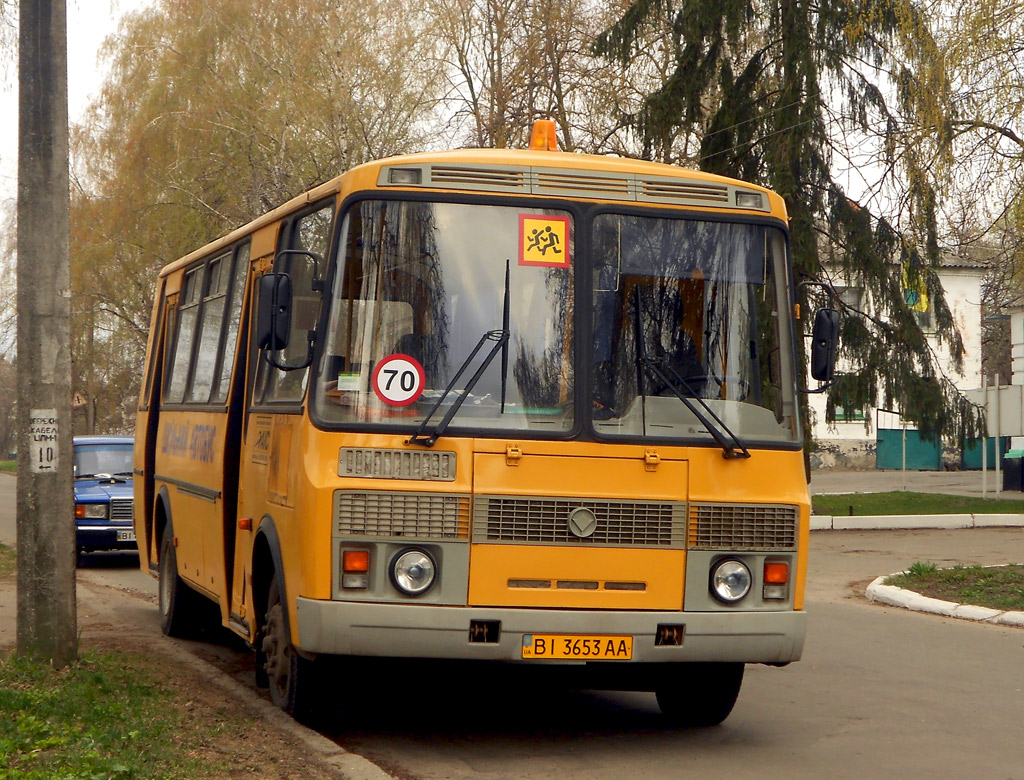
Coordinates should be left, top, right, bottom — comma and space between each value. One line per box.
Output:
901, 416, 907, 490
995, 373, 1001, 497
16, 0, 77, 667
982, 373, 987, 498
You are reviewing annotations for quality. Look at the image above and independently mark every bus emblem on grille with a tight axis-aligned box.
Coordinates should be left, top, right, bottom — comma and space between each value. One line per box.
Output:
568, 507, 598, 539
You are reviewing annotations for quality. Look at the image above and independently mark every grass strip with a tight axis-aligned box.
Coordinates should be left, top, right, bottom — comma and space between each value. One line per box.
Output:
0, 461, 14, 474
812, 491, 1024, 516
0, 543, 14, 579
0, 648, 232, 779
886, 563, 1024, 612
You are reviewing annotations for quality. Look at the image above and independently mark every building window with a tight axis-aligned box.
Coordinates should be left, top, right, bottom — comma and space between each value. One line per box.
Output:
834, 404, 866, 422
836, 286, 863, 312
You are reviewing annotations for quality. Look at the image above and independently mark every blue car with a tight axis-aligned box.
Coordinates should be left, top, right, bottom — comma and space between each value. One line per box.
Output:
74, 435, 136, 564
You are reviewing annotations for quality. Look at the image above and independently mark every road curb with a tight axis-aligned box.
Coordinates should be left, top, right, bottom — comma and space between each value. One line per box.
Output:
156, 634, 400, 780
866, 572, 1024, 628
812, 513, 1024, 531
69, 579, 399, 780
150, 634, 399, 780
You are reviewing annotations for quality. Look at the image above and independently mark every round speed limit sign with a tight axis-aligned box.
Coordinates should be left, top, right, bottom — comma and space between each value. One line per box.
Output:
372, 354, 426, 406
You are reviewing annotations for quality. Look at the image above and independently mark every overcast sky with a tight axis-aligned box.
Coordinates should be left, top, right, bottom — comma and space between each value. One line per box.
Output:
0, 0, 150, 204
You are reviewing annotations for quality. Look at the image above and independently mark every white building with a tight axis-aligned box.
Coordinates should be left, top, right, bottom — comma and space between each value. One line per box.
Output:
808, 253, 988, 469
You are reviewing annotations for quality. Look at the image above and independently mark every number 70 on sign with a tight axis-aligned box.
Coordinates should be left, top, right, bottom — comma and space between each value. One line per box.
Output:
371, 354, 426, 406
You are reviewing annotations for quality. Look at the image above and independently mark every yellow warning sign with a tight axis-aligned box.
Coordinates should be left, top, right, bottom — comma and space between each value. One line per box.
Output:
519, 214, 570, 268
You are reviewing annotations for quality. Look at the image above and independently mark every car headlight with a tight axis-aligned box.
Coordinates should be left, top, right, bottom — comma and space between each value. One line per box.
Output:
710, 559, 751, 603
389, 548, 436, 596
76, 503, 108, 520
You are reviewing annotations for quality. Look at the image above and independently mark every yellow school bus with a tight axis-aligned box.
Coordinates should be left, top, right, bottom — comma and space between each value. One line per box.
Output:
134, 121, 835, 725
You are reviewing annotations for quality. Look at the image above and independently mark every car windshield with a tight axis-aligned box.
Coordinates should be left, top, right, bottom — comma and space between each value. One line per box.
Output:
312, 200, 574, 435
74, 444, 133, 477
590, 215, 799, 445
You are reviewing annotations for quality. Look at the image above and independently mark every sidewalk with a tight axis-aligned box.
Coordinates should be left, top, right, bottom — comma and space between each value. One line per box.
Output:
810, 467, 1022, 499
809, 467, 1024, 531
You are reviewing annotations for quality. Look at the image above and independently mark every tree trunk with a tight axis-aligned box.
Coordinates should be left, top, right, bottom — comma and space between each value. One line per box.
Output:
16, 0, 77, 668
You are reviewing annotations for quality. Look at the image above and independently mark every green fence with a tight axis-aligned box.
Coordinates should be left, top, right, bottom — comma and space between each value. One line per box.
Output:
961, 437, 1012, 470
876, 428, 942, 470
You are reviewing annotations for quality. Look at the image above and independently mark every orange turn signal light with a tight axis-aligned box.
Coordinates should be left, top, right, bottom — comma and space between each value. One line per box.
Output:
529, 119, 559, 151
343, 550, 370, 573
764, 562, 789, 584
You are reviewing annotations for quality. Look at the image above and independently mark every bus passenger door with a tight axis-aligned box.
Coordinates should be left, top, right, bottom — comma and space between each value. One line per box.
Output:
230, 201, 334, 639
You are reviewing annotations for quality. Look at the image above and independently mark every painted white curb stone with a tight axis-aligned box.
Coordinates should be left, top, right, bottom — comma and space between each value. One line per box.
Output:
812, 513, 1024, 531
866, 572, 1024, 628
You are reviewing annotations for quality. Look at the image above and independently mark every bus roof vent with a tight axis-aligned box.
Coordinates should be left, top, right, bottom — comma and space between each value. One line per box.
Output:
429, 165, 529, 191
638, 177, 729, 204
533, 169, 633, 201
377, 164, 531, 192
639, 177, 731, 207
639, 178, 770, 211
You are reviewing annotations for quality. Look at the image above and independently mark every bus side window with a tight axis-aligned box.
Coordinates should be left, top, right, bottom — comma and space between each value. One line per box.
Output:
212, 243, 250, 404
164, 266, 204, 404
256, 201, 334, 405
162, 241, 251, 407
187, 253, 231, 403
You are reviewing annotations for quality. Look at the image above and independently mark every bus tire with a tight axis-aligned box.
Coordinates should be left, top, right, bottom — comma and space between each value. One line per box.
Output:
655, 662, 744, 727
158, 528, 200, 638
261, 575, 323, 723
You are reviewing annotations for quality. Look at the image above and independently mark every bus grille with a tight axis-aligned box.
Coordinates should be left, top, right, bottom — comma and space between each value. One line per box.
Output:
687, 503, 798, 550
474, 496, 686, 548
334, 491, 470, 540
110, 498, 134, 522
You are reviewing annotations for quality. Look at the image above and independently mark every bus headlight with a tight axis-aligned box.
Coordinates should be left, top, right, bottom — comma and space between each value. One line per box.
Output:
710, 559, 751, 603
389, 548, 436, 596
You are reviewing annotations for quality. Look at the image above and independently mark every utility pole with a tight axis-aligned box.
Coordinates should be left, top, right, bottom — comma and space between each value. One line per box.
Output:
16, 0, 77, 667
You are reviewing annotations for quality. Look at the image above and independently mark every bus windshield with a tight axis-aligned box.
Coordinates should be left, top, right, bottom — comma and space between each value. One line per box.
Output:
313, 200, 575, 434
590, 214, 799, 445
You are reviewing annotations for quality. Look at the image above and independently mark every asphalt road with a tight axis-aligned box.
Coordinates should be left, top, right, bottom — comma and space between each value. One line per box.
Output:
3, 473, 1023, 778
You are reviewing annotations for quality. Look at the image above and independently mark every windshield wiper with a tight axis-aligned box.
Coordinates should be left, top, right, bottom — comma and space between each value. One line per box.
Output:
632, 288, 750, 460
75, 472, 129, 482
407, 260, 510, 447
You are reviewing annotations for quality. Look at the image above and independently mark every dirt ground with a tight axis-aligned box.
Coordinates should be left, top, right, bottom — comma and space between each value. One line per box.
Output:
0, 578, 348, 780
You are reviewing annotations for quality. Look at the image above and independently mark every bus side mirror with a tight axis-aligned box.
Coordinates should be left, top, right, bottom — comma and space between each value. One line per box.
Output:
256, 273, 292, 351
810, 308, 839, 382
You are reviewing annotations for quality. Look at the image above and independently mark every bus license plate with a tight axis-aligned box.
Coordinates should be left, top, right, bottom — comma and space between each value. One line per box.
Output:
117, 530, 136, 542
521, 634, 633, 661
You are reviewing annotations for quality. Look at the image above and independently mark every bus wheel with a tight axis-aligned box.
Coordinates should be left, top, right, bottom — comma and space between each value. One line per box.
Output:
261, 575, 322, 723
655, 662, 744, 727
158, 528, 201, 638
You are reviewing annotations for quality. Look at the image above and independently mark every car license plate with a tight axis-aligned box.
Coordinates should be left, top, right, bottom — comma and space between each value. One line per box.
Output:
521, 634, 633, 660
117, 530, 136, 542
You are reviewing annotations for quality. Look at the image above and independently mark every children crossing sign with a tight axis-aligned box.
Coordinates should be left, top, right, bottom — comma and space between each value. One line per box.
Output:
519, 214, 570, 268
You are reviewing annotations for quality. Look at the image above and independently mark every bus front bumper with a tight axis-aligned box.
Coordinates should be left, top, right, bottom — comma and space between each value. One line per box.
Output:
295, 598, 806, 665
